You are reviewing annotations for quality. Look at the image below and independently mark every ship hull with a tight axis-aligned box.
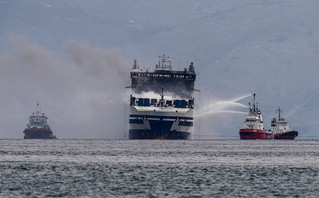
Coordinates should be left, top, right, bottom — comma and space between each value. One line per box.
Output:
129, 129, 191, 139
239, 129, 273, 140
129, 106, 193, 140
23, 128, 56, 139
274, 130, 298, 140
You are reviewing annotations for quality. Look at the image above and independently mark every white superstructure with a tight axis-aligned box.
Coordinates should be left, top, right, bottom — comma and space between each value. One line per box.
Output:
270, 107, 292, 134
242, 94, 264, 131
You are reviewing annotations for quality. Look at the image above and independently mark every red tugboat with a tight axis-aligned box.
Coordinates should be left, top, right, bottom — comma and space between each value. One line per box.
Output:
270, 107, 298, 140
239, 94, 274, 140
23, 102, 57, 139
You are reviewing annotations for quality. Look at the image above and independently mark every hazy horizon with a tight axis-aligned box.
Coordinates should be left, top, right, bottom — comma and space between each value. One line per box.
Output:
1, 0, 319, 139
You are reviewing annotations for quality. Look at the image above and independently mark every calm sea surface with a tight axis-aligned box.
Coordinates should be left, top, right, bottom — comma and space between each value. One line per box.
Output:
0, 139, 319, 197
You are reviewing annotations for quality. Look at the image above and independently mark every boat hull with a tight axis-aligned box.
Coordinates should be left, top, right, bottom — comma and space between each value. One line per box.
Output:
23, 128, 57, 139
129, 119, 193, 140
239, 129, 273, 140
129, 129, 191, 139
129, 106, 194, 140
274, 130, 298, 140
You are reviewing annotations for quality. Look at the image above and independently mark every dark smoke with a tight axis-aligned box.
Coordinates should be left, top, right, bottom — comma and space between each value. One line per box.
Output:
0, 34, 130, 139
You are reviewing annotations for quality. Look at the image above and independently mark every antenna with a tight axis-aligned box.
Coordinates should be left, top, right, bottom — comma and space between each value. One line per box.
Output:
161, 54, 166, 68
132, 60, 139, 69
189, 62, 194, 72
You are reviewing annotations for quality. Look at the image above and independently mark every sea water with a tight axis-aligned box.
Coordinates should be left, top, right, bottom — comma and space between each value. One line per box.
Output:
0, 139, 318, 197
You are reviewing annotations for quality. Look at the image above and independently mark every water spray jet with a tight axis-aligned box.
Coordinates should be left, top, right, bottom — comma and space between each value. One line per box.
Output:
196, 94, 251, 118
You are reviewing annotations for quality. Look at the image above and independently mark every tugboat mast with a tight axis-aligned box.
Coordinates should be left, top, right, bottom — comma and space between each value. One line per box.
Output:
250, 93, 258, 114
36, 101, 41, 116
252, 93, 256, 112
276, 107, 282, 119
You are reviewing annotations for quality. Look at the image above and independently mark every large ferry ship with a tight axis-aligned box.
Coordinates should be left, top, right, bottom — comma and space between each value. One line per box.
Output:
23, 102, 56, 139
270, 107, 298, 140
239, 94, 274, 140
128, 55, 196, 139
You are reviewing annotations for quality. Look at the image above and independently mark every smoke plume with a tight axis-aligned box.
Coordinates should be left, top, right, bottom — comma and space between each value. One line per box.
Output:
0, 34, 130, 139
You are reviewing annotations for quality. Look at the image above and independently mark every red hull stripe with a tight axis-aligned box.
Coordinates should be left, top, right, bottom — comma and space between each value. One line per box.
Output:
239, 129, 264, 133
239, 129, 274, 140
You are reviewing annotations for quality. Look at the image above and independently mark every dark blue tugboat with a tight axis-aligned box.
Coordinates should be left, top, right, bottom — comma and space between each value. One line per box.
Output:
23, 102, 56, 139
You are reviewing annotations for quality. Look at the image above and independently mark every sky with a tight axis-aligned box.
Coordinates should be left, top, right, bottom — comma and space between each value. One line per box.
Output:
1, 0, 319, 139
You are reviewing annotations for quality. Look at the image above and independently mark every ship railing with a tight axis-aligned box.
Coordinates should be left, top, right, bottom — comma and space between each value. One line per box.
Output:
130, 72, 195, 80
